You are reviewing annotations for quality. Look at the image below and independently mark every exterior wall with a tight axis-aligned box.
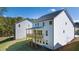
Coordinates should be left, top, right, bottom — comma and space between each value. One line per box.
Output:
33, 22, 43, 27
33, 20, 54, 49
42, 20, 54, 49
15, 20, 32, 40
54, 11, 74, 49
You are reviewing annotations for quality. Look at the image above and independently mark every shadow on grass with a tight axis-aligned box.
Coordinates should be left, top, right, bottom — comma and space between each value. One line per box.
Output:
0, 37, 14, 44
7, 41, 51, 51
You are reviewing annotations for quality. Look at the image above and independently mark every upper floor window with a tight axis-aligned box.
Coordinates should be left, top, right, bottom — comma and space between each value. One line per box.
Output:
63, 30, 65, 33
35, 24, 36, 27
65, 22, 67, 25
43, 22, 45, 26
37, 23, 39, 26
49, 21, 52, 25
35, 23, 39, 27
46, 30, 48, 36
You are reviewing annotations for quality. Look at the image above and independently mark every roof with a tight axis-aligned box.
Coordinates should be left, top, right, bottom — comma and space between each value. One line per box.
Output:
26, 26, 43, 30
64, 9, 74, 26
38, 9, 63, 21
15, 18, 34, 24
37, 9, 74, 26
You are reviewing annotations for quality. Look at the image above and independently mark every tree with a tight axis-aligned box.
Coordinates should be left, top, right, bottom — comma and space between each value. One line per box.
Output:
0, 7, 7, 36
0, 7, 35, 37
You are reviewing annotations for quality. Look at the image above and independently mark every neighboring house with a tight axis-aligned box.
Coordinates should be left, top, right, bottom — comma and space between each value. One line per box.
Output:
74, 22, 79, 31
15, 20, 32, 40
74, 22, 79, 37
26, 9, 74, 49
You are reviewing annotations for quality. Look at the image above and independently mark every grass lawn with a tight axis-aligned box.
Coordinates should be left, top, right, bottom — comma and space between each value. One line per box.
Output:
1, 37, 79, 51
0, 37, 49, 51
7, 41, 33, 51
0, 38, 26, 51
7, 40, 49, 51
56, 41, 79, 51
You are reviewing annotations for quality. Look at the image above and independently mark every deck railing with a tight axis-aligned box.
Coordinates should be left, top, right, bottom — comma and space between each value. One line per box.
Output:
26, 34, 43, 40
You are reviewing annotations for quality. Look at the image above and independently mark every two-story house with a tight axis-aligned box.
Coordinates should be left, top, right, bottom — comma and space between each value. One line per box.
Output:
26, 9, 74, 49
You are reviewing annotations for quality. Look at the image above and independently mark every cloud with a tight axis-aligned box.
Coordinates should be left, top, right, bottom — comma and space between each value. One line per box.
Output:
74, 20, 79, 22
3, 15, 7, 17
50, 9, 56, 12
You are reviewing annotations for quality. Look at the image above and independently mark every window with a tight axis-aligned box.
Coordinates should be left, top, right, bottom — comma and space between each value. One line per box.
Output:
46, 40, 48, 45
49, 21, 52, 25
43, 22, 45, 26
46, 42, 48, 45
46, 30, 48, 36
65, 22, 67, 25
35, 24, 36, 26
63, 30, 65, 33
18, 24, 20, 27
43, 41, 45, 44
37, 23, 39, 26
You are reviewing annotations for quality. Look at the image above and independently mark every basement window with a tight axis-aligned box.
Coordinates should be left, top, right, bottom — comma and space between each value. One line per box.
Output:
46, 40, 48, 45
46, 42, 48, 45
46, 30, 48, 36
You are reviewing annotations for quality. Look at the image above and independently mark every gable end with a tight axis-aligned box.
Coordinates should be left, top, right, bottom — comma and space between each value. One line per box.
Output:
64, 10, 74, 26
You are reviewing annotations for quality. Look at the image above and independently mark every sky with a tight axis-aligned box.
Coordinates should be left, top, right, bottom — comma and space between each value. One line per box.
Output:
4, 7, 79, 22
